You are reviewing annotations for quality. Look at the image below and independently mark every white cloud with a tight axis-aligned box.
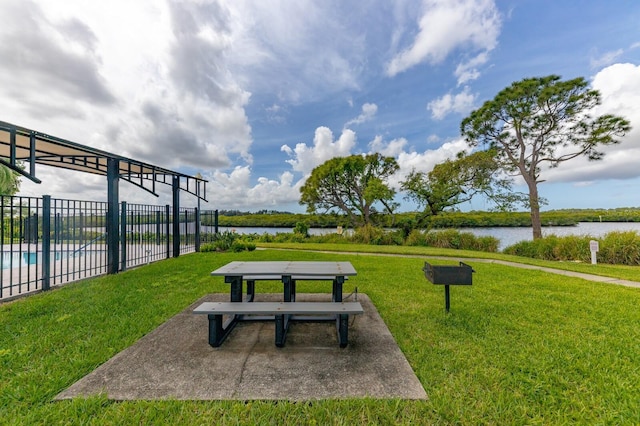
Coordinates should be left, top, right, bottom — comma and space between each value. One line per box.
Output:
455, 51, 489, 85
590, 49, 624, 69
204, 166, 300, 209
428, 87, 476, 119
389, 138, 469, 188
543, 63, 640, 183
344, 103, 378, 128
265, 103, 287, 123
361, 136, 468, 190
386, 0, 501, 76
224, 0, 366, 102
281, 127, 357, 175
4, 0, 254, 197
369, 135, 408, 157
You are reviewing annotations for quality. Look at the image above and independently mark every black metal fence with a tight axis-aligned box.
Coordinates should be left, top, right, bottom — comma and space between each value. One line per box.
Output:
0, 195, 213, 301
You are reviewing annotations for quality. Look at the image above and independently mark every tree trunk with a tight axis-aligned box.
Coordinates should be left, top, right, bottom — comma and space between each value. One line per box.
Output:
528, 182, 543, 240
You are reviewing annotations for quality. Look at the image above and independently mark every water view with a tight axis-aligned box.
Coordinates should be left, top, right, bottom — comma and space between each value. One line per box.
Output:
216, 222, 640, 251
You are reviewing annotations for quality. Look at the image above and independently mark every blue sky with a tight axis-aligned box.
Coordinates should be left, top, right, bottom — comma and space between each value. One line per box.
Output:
2, 0, 639, 212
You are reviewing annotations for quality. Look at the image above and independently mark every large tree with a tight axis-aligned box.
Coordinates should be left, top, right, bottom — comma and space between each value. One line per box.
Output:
299, 153, 399, 227
401, 149, 521, 225
461, 75, 631, 239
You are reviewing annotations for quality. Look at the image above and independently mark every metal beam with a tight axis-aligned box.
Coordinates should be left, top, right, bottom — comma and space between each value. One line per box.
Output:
106, 158, 120, 274
172, 175, 180, 258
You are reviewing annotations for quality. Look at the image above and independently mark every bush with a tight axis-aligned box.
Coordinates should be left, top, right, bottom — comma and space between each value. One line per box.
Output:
232, 240, 257, 252
351, 224, 386, 245
349, 224, 403, 245
473, 236, 500, 253
404, 229, 498, 252
504, 235, 574, 260
599, 231, 640, 265
293, 222, 309, 237
503, 240, 537, 258
405, 229, 428, 246
197, 231, 255, 252
553, 235, 592, 262
200, 243, 216, 252
504, 231, 640, 265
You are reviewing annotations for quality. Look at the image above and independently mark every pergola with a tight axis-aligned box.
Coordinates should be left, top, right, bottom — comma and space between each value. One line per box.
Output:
0, 120, 208, 273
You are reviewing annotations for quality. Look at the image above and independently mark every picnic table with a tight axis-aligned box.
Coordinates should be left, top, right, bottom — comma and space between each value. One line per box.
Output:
194, 261, 362, 347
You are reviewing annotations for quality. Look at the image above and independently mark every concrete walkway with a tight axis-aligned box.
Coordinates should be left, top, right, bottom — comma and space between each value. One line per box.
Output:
468, 258, 640, 288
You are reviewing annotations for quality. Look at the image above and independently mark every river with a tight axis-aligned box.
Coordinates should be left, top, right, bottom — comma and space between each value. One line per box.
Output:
216, 222, 640, 251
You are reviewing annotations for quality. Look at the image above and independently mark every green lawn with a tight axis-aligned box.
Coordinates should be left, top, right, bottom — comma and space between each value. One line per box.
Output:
259, 242, 640, 282
1, 248, 639, 424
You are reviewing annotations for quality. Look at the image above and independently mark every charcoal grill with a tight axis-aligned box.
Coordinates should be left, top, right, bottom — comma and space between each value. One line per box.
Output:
423, 261, 474, 312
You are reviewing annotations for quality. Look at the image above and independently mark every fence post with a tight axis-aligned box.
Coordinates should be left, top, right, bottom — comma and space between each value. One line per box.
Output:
42, 195, 51, 291
156, 210, 161, 245
215, 209, 219, 234
165, 204, 170, 259
195, 207, 201, 252
120, 201, 127, 272
172, 176, 180, 258
54, 213, 59, 244
106, 158, 120, 274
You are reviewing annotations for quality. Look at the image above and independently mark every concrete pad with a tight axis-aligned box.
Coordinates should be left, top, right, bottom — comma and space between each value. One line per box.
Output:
56, 293, 427, 401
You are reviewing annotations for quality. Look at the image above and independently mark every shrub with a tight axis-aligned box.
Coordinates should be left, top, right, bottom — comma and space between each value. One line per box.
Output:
599, 231, 640, 265
504, 231, 640, 265
404, 229, 428, 246
210, 230, 238, 251
311, 233, 348, 244
504, 235, 563, 260
503, 240, 537, 258
473, 236, 500, 252
200, 243, 216, 252
409, 229, 499, 252
293, 222, 310, 237
351, 224, 386, 245
230, 241, 247, 252
553, 235, 592, 262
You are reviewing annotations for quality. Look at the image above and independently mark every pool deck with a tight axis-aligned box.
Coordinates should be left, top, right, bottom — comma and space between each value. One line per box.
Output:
0, 243, 172, 301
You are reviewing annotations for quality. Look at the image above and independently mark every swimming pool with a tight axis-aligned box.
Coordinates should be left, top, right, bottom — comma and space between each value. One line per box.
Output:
0, 250, 92, 270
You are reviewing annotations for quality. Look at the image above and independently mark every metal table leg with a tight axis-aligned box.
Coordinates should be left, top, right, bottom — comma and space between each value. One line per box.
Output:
332, 276, 344, 302
226, 275, 243, 302
283, 275, 294, 302
207, 314, 238, 347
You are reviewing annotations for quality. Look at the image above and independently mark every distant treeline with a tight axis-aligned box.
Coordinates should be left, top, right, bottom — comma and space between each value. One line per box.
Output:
204, 208, 640, 229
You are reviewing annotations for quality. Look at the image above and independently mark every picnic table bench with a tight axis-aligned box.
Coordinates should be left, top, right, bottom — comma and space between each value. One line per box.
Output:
196, 261, 360, 348
194, 301, 363, 347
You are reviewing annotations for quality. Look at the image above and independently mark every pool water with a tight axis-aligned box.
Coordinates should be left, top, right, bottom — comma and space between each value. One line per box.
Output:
0, 251, 85, 270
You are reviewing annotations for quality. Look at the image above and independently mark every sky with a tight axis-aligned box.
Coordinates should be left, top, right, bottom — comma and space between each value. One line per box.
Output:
2, 0, 640, 213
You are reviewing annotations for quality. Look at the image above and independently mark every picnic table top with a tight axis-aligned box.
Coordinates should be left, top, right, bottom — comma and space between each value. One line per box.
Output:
210, 261, 357, 277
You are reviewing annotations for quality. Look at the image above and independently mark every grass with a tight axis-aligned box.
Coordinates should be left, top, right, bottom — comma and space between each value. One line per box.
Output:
1, 248, 639, 424
259, 241, 640, 282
